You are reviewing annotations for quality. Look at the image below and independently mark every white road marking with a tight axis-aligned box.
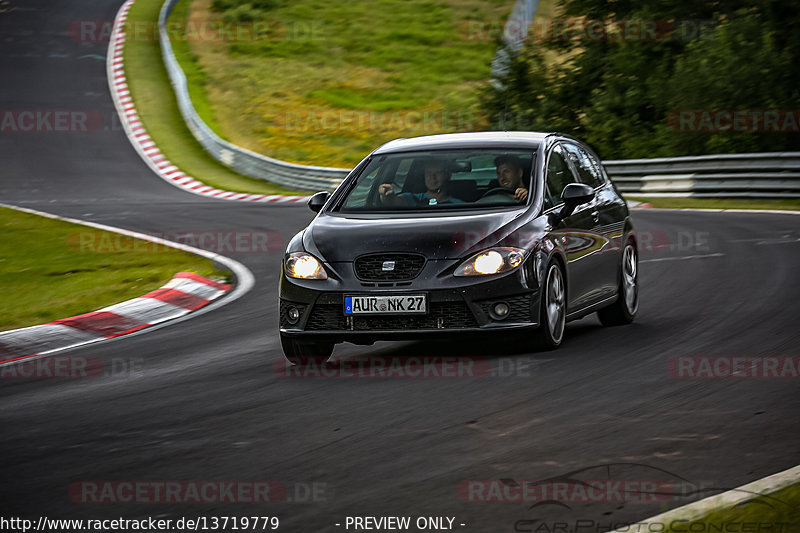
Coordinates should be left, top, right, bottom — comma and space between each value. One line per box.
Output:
640, 253, 726, 263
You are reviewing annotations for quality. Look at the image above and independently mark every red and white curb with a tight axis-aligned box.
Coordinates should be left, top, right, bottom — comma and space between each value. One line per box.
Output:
0, 203, 255, 367
106, 0, 308, 204
611, 464, 800, 532
0, 272, 229, 364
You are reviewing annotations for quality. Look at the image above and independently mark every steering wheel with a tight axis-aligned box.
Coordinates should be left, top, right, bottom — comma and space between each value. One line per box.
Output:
480, 187, 517, 199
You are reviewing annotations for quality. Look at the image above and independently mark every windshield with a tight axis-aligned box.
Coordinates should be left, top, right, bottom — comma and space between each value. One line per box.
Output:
335, 148, 538, 213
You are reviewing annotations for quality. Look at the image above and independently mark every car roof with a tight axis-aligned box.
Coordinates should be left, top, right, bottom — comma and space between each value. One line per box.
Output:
373, 131, 552, 154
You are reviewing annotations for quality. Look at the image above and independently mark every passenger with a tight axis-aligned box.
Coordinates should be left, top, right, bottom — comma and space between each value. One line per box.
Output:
379, 161, 464, 206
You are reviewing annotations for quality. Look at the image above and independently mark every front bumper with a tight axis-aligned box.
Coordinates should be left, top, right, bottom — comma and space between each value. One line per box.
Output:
279, 259, 541, 344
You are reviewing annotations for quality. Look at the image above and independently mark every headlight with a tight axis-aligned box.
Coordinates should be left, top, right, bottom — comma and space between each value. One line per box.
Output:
454, 247, 526, 276
285, 252, 327, 280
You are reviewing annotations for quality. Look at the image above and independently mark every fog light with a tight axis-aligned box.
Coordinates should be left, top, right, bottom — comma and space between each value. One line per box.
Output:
491, 302, 510, 320
287, 306, 300, 324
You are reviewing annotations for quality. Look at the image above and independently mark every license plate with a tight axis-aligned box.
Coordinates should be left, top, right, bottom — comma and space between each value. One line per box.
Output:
344, 294, 427, 315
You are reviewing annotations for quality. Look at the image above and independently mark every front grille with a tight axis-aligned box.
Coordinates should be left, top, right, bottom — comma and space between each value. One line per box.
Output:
354, 253, 425, 281
477, 293, 534, 323
279, 299, 308, 328
305, 301, 478, 331
305, 303, 347, 330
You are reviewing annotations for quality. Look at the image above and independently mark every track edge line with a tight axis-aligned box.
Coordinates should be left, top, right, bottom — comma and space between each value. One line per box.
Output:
0, 202, 256, 367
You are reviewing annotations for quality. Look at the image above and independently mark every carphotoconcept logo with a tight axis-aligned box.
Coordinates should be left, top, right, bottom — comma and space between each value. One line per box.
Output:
496, 464, 794, 532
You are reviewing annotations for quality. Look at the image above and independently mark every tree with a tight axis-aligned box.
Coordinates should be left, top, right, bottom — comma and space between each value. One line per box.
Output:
481, 0, 800, 158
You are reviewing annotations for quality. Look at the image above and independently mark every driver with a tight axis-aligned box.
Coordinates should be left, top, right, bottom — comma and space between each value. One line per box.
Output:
494, 155, 529, 202
379, 161, 463, 206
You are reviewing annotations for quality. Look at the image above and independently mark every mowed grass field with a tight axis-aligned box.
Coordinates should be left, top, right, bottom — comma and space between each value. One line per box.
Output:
123, 0, 305, 195
176, 0, 512, 167
0, 207, 228, 331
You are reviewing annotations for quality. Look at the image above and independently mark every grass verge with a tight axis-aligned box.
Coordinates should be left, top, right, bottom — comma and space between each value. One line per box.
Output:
177, 0, 511, 167
123, 0, 306, 195
0, 207, 229, 332
626, 196, 800, 211
665, 482, 800, 532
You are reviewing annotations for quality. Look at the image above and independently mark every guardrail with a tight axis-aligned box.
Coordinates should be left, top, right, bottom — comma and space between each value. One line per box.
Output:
605, 152, 800, 198
158, 0, 349, 192
158, 0, 800, 198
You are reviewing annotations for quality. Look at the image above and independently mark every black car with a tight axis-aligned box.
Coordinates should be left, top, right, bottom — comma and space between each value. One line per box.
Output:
279, 132, 638, 365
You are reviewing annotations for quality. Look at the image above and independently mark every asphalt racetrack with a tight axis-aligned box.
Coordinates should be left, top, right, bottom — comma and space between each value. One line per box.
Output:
1, 1, 799, 531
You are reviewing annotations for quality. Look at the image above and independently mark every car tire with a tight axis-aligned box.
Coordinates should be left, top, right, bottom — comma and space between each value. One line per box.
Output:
533, 261, 566, 350
597, 237, 638, 326
281, 335, 334, 366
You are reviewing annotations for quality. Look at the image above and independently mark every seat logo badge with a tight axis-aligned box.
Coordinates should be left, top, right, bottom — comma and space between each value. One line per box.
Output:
382, 261, 396, 271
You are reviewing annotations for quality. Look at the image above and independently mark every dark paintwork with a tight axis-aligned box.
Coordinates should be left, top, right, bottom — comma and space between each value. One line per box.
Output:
280, 133, 634, 344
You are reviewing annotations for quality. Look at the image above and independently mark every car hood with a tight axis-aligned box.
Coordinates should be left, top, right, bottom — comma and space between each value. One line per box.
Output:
305, 210, 531, 262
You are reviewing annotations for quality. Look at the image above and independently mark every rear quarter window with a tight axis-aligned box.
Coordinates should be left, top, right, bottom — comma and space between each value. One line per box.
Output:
564, 143, 605, 188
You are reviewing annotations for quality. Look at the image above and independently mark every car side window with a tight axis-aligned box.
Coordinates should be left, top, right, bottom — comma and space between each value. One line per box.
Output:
564, 143, 604, 188
545, 144, 575, 207
342, 166, 381, 208
583, 148, 608, 187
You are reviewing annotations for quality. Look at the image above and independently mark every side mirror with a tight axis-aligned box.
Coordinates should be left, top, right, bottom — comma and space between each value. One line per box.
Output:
562, 182, 595, 207
308, 191, 330, 213
561, 182, 594, 214
549, 183, 595, 225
